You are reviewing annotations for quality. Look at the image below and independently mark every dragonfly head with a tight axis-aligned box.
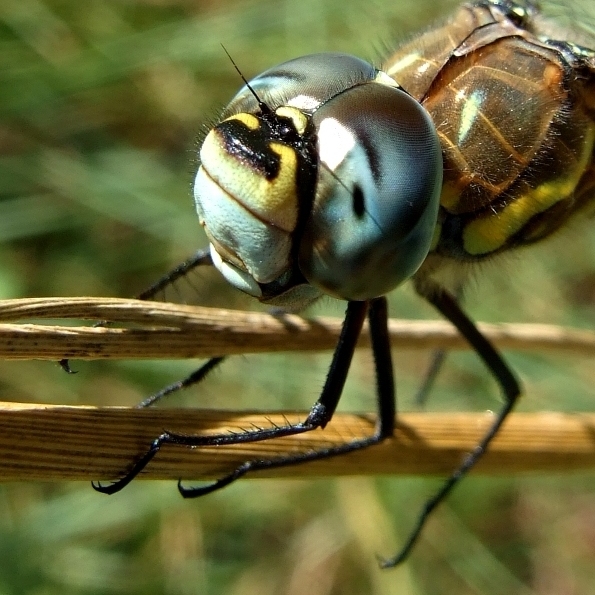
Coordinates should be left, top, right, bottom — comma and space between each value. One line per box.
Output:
194, 53, 443, 310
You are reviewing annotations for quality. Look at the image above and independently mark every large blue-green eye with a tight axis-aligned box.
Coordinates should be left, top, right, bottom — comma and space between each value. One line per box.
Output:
298, 80, 443, 301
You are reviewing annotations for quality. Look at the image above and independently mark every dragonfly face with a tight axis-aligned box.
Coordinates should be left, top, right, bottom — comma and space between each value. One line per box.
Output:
194, 53, 443, 308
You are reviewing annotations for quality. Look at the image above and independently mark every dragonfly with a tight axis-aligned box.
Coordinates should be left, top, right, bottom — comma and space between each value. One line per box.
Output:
92, 0, 595, 566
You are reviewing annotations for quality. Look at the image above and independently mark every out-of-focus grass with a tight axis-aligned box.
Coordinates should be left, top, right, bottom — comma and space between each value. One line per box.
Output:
1, 0, 595, 593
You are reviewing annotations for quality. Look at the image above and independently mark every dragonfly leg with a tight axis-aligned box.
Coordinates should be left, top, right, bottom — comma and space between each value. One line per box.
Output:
176, 296, 395, 498
94, 298, 397, 499
61, 249, 215, 376
414, 281, 465, 407
91, 354, 223, 495
133, 248, 224, 408
379, 281, 521, 568
135, 357, 225, 408
413, 348, 448, 407
135, 248, 213, 301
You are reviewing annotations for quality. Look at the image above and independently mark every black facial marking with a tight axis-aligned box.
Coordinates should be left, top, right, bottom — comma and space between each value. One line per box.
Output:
218, 119, 281, 180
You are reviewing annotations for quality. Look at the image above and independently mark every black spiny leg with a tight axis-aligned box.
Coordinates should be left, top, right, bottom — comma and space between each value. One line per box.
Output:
413, 348, 448, 407
136, 248, 213, 301
380, 282, 521, 568
89, 249, 224, 494
136, 357, 225, 409
134, 248, 226, 408
62, 249, 216, 381
177, 297, 395, 498
414, 282, 465, 407
95, 297, 397, 497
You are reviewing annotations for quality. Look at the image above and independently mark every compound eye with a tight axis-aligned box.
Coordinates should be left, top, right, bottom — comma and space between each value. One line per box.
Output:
298, 81, 443, 301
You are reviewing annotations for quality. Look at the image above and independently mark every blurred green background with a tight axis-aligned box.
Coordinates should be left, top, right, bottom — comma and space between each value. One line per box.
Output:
2, 0, 595, 593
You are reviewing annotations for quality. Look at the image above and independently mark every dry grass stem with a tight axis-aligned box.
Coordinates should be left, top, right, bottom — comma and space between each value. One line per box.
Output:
0, 404, 592, 481
1, 297, 593, 480
0, 296, 593, 360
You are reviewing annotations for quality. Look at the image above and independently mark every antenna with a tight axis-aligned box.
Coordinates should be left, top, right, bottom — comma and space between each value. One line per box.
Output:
221, 44, 272, 115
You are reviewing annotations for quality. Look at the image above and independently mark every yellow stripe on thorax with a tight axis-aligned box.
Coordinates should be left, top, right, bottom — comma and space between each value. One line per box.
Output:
462, 123, 595, 255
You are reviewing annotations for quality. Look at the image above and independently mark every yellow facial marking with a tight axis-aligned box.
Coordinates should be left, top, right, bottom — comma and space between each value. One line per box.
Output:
200, 129, 300, 232
256, 141, 300, 230
275, 106, 308, 136
224, 113, 260, 130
